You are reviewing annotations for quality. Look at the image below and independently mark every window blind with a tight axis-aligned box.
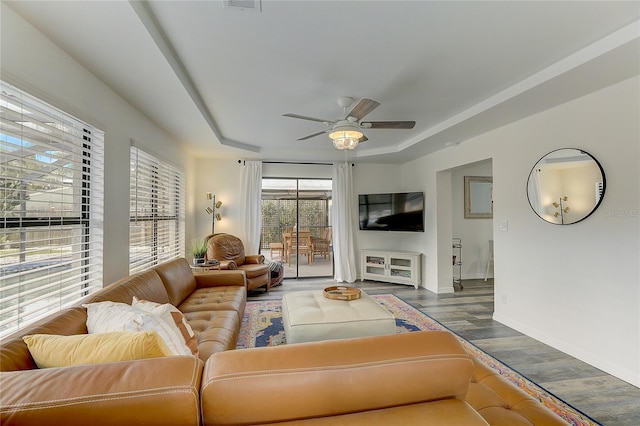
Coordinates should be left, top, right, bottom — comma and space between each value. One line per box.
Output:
129, 146, 185, 274
0, 81, 105, 339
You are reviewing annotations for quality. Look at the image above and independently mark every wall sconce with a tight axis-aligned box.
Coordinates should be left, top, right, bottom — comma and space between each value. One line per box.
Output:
205, 192, 222, 234
552, 196, 570, 224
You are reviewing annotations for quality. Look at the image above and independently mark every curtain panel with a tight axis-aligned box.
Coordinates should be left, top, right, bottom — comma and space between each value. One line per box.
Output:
240, 160, 262, 253
331, 163, 357, 282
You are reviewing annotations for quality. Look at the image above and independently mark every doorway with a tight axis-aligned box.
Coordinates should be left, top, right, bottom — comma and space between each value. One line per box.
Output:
443, 159, 494, 291
261, 178, 333, 279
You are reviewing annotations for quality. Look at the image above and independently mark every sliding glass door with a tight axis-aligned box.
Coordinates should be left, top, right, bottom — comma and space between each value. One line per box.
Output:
261, 178, 332, 278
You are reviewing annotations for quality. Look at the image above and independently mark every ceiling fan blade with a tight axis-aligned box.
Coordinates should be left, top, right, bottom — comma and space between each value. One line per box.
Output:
361, 121, 416, 129
346, 98, 380, 120
283, 113, 333, 124
297, 130, 328, 141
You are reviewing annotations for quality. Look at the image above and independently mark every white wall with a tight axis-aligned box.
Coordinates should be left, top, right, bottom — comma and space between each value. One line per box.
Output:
191, 159, 244, 245
191, 160, 334, 252
362, 77, 639, 385
402, 76, 640, 386
490, 77, 639, 387
350, 161, 495, 292
1, 4, 193, 286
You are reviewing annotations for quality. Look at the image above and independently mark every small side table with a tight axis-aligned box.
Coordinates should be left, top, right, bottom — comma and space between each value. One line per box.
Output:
190, 259, 220, 272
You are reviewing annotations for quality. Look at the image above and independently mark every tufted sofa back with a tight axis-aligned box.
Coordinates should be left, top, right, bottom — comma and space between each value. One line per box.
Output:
153, 258, 197, 307
86, 269, 171, 305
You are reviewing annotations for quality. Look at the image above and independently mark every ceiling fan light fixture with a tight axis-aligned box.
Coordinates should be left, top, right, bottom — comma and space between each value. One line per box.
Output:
329, 126, 363, 150
332, 137, 359, 150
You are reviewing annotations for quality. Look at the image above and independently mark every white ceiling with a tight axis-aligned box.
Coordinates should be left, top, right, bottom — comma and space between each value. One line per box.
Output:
6, 0, 640, 163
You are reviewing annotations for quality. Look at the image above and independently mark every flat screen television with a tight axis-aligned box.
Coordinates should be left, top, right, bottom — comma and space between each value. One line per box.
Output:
358, 192, 424, 232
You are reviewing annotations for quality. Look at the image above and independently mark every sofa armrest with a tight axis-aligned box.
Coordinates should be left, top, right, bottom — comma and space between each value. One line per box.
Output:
243, 254, 264, 264
215, 260, 238, 270
201, 331, 473, 425
0, 356, 203, 426
467, 357, 567, 425
194, 270, 247, 288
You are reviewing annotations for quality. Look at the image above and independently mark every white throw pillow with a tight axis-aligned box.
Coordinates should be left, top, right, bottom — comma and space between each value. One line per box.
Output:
82, 301, 191, 356
132, 296, 198, 357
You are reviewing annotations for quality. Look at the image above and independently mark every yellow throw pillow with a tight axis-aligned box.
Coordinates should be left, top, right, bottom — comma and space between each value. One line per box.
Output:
23, 331, 173, 369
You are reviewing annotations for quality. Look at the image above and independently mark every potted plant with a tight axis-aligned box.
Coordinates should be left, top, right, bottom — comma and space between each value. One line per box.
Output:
190, 238, 208, 266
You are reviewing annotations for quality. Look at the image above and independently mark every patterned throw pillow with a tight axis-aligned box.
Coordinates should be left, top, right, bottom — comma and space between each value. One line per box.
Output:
132, 296, 198, 357
82, 301, 192, 356
268, 260, 283, 271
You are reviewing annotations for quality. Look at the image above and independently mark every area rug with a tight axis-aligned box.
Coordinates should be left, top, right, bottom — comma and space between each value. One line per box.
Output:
236, 293, 599, 426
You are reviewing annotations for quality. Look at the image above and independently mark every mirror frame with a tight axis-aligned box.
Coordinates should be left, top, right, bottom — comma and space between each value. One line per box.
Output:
464, 176, 493, 219
526, 148, 606, 225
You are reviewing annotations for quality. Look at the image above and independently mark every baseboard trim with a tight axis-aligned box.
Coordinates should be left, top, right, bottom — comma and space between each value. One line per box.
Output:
493, 312, 640, 387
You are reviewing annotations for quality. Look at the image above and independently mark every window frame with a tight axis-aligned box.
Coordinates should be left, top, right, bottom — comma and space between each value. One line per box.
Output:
129, 145, 185, 274
0, 81, 105, 339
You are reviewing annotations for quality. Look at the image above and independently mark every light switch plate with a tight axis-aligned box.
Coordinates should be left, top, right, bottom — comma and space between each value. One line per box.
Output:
498, 221, 508, 231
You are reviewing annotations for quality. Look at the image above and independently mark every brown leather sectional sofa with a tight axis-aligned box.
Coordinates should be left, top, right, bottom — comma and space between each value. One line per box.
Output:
0, 258, 566, 425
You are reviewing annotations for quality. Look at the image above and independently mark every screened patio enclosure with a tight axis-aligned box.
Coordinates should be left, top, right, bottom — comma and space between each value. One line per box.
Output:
261, 178, 332, 278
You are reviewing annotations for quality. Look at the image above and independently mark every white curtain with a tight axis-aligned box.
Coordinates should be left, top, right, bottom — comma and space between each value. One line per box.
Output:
332, 163, 357, 282
240, 160, 262, 253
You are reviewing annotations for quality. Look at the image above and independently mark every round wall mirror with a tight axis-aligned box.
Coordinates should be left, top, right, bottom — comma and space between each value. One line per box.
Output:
527, 148, 606, 225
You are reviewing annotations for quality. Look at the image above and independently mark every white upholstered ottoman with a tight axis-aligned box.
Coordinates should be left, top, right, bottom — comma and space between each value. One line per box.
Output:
282, 290, 396, 344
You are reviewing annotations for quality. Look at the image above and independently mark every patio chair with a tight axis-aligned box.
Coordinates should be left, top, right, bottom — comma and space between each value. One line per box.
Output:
313, 227, 332, 259
285, 230, 314, 266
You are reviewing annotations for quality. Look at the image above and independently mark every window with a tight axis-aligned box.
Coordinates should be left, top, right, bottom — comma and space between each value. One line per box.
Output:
0, 81, 105, 339
129, 145, 185, 274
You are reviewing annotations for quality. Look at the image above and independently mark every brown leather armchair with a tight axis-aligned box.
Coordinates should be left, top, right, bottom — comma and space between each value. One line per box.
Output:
204, 233, 271, 291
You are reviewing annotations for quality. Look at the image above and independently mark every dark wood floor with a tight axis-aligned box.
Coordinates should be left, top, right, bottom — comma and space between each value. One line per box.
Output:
249, 278, 640, 426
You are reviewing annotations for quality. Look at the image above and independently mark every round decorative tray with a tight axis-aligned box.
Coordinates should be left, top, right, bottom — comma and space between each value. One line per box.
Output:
323, 286, 361, 301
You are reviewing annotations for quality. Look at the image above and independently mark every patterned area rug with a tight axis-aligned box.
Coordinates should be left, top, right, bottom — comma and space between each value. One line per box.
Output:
236, 293, 599, 426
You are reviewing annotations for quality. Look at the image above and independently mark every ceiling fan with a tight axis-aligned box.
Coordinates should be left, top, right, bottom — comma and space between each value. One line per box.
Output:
282, 97, 415, 149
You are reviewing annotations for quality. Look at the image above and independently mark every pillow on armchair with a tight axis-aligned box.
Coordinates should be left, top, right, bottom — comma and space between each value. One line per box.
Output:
204, 233, 270, 291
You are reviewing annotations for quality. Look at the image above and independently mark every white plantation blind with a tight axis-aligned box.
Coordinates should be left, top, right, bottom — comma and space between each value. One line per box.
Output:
0, 81, 105, 339
129, 146, 185, 274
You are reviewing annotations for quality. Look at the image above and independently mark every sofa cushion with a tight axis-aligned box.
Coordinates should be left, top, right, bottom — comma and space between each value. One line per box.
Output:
220, 400, 488, 425
83, 301, 192, 356
0, 356, 203, 426
178, 286, 246, 314
184, 310, 241, 361
201, 331, 474, 425
154, 258, 198, 307
132, 297, 199, 357
86, 269, 171, 306
22, 331, 172, 368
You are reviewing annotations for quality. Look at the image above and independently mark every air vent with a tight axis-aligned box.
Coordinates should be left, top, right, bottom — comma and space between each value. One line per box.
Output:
223, 0, 261, 12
